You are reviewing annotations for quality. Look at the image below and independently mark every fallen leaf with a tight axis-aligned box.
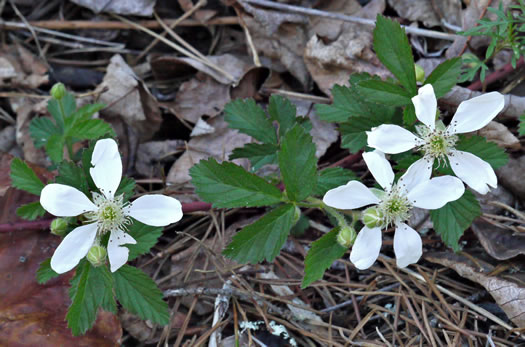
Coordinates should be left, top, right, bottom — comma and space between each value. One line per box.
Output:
426, 251, 525, 328
497, 156, 525, 201
70, 0, 156, 16
0, 44, 48, 89
135, 140, 185, 177
190, 118, 215, 137
477, 121, 521, 150
388, 0, 461, 28
471, 220, 525, 261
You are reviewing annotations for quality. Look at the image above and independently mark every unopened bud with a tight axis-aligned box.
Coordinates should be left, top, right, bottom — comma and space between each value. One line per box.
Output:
336, 226, 355, 248
461, 53, 478, 68
414, 64, 425, 83
50, 83, 66, 100
50, 218, 68, 236
362, 207, 384, 229
87, 245, 107, 267
293, 206, 301, 224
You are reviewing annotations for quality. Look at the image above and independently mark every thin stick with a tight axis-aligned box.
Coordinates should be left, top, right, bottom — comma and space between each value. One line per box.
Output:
9, 0, 47, 65
240, 0, 458, 41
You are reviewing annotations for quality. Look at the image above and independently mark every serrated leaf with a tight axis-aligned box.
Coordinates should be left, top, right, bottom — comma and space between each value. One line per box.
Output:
45, 134, 64, 163
339, 116, 384, 153
16, 201, 46, 220
10, 158, 45, 195
112, 265, 169, 325
268, 95, 297, 137
424, 58, 462, 98
223, 204, 296, 263
291, 214, 309, 236
430, 190, 481, 252
229, 143, 278, 171
520, 114, 525, 136
455, 135, 508, 169
278, 124, 317, 202
66, 262, 111, 336
302, 228, 347, 288
126, 220, 163, 261
36, 258, 60, 284
190, 158, 282, 208
403, 104, 417, 125
314, 167, 357, 196
115, 176, 135, 200
47, 93, 76, 130
70, 103, 106, 122
373, 15, 417, 94
357, 79, 412, 106
66, 119, 114, 140
224, 99, 277, 144
29, 117, 60, 148
55, 161, 90, 196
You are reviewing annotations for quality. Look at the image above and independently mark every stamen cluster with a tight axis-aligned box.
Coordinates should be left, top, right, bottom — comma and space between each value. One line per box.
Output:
86, 192, 131, 235
377, 185, 412, 227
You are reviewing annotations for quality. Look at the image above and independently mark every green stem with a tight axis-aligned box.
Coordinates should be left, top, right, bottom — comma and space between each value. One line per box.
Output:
306, 197, 357, 243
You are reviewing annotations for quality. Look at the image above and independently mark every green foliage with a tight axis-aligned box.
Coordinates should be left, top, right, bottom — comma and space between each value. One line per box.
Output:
314, 167, 357, 196
10, 158, 45, 196
126, 220, 163, 261
302, 228, 347, 288
268, 95, 297, 137
278, 124, 317, 202
520, 113, 525, 136
112, 265, 170, 325
356, 79, 412, 106
230, 143, 278, 171
190, 158, 282, 208
115, 176, 136, 200
224, 99, 277, 144
16, 201, 46, 220
223, 204, 296, 263
55, 161, 90, 196
29, 117, 60, 148
373, 15, 417, 94
455, 135, 508, 169
36, 258, 60, 284
430, 190, 481, 252
339, 116, 385, 153
423, 58, 462, 97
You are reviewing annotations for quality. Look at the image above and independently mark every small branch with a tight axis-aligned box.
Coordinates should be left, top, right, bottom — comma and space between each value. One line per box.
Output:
239, 0, 458, 41
467, 57, 525, 91
182, 201, 212, 213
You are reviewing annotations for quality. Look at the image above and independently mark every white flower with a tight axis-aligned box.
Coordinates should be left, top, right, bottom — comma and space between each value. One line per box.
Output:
323, 151, 464, 269
367, 84, 505, 194
40, 139, 183, 274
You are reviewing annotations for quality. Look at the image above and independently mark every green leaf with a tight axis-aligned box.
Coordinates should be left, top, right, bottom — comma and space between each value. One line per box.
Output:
430, 190, 481, 252
223, 204, 296, 263
29, 117, 60, 148
424, 58, 462, 98
357, 79, 412, 106
115, 176, 136, 200
224, 99, 277, 144
112, 265, 169, 325
520, 113, 525, 136
47, 93, 76, 130
67, 262, 112, 336
70, 103, 106, 122
278, 124, 317, 202
55, 160, 90, 196
45, 134, 64, 163
230, 143, 278, 171
339, 116, 384, 153
455, 135, 508, 169
190, 158, 282, 208
10, 158, 45, 195
268, 95, 296, 137
302, 228, 347, 288
291, 214, 309, 236
16, 201, 46, 220
403, 104, 417, 125
36, 258, 60, 284
66, 119, 114, 140
126, 220, 163, 261
314, 167, 357, 196
373, 15, 417, 94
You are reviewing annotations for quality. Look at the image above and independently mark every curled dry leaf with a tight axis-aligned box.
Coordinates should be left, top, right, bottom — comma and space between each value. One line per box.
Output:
0, 44, 48, 89
425, 251, 525, 328
304, 0, 389, 95
135, 140, 185, 177
471, 220, 525, 261
70, 0, 156, 16
388, 0, 461, 28
119, 310, 186, 344
497, 156, 525, 201
477, 121, 521, 150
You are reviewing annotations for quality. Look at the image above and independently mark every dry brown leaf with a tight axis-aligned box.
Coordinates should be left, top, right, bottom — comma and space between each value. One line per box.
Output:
471, 220, 525, 261
0, 44, 48, 89
135, 140, 185, 177
70, 0, 156, 16
477, 121, 521, 150
497, 156, 525, 201
425, 252, 525, 328
309, 0, 362, 41
304, 0, 389, 95
388, 0, 461, 27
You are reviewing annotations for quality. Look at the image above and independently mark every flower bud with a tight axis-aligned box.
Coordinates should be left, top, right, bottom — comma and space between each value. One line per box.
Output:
87, 245, 107, 267
50, 218, 68, 236
336, 226, 355, 248
50, 83, 66, 100
461, 53, 478, 68
414, 64, 425, 83
362, 207, 384, 229
293, 206, 301, 224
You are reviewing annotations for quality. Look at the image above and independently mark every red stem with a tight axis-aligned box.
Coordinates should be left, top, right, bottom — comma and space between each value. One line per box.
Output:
467, 57, 524, 91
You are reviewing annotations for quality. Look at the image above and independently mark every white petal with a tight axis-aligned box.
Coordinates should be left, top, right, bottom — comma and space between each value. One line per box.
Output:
393, 223, 422, 268
40, 184, 97, 217
108, 229, 136, 272
407, 175, 465, 210
50, 223, 98, 274
90, 138, 122, 199
412, 84, 437, 130
398, 157, 433, 194
367, 124, 420, 154
447, 92, 505, 134
350, 227, 382, 270
323, 181, 380, 210
363, 151, 394, 190
129, 195, 183, 227
448, 150, 497, 194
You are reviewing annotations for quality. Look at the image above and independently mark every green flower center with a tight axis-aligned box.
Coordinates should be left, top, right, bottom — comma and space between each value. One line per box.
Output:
377, 186, 412, 227
86, 193, 130, 234
420, 129, 457, 166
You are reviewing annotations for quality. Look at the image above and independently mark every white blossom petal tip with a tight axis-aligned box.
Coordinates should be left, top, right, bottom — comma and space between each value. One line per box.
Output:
362, 151, 394, 190
394, 223, 422, 268
40, 184, 97, 217
408, 175, 464, 210
350, 227, 382, 270
50, 223, 98, 273
448, 92, 505, 134
367, 124, 420, 154
129, 195, 183, 227
90, 138, 122, 199
449, 150, 497, 194
411, 84, 437, 130
323, 181, 380, 210
108, 229, 136, 272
